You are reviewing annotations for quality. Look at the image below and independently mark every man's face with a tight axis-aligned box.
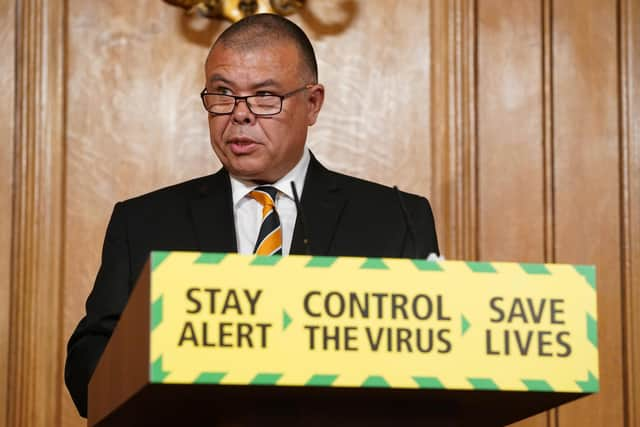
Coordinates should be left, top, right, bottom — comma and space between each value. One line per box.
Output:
204, 41, 324, 183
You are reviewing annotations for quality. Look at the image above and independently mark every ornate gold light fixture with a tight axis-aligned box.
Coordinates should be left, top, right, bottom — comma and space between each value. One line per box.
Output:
164, 0, 305, 22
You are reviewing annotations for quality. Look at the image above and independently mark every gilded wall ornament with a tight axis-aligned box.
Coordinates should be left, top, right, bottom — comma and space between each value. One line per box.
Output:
164, 0, 305, 22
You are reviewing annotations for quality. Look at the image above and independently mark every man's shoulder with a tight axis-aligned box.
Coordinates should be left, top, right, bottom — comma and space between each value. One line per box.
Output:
117, 170, 227, 209
317, 161, 426, 203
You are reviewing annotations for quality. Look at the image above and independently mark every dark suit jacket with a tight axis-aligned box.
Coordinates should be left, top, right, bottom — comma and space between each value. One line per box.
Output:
65, 154, 439, 417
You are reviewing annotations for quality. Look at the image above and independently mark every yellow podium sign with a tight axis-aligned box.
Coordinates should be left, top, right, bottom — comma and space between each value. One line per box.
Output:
148, 252, 598, 394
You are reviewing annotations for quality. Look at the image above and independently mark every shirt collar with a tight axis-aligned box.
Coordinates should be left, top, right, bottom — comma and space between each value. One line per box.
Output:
230, 148, 311, 206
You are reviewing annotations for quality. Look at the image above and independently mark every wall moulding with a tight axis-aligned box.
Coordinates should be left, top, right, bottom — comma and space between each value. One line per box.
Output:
620, 0, 640, 425
429, 0, 478, 261
8, 0, 67, 426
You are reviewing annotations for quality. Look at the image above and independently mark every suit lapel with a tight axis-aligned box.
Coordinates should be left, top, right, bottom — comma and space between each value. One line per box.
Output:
291, 154, 346, 256
189, 169, 238, 253
189, 157, 344, 256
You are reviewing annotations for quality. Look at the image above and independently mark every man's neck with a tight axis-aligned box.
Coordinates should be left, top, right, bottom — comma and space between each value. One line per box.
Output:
229, 148, 311, 205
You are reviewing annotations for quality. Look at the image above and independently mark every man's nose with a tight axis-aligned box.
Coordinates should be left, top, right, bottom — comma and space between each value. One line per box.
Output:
231, 98, 255, 124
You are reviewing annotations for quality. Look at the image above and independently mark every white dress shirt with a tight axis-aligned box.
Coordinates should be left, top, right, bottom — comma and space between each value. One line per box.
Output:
230, 149, 310, 255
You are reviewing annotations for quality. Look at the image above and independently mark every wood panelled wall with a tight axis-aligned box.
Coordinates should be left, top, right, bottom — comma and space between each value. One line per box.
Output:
0, 0, 16, 422
1, 1, 638, 426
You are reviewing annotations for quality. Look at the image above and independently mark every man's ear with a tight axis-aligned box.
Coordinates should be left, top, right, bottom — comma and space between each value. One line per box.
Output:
306, 84, 325, 126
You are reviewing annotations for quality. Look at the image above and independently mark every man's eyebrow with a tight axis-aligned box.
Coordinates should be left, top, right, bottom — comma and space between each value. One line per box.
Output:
208, 74, 233, 85
250, 79, 281, 90
206, 75, 283, 90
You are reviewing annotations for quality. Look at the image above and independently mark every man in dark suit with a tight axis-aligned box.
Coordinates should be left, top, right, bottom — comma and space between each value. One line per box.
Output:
65, 13, 439, 418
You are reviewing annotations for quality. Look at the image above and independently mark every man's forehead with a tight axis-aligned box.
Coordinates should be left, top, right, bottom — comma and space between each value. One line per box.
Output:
207, 73, 283, 90
207, 39, 298, 66
205, 43, 301, 86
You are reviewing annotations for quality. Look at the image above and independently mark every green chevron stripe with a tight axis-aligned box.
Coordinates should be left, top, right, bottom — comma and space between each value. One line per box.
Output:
306, 374, 338, 386
250, 255, 282, 266
360, 258, 389, 270
362, 376, 390, 387
412, 259, 444, 271
466, 262, 497, 273
283, 309, 292, 331
467, 378, 499, 390
306, 256, 337, 267
574, 265, 596, 289
150, 356, 169, 383
519, 263, 551, 275
194, 372, 227, 384
461, 315, 471, 335
250, 373, 282, 385
413, 376, 445, 389
576, 371, 599, 392
587, 313, 598, 348
151, 251, 171, 271
194, 253, 227, 265
522, 379, 554, 391
151, 295, 163, 331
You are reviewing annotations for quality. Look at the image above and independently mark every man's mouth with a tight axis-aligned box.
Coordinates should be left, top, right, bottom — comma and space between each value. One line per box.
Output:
227, 137, 259, 155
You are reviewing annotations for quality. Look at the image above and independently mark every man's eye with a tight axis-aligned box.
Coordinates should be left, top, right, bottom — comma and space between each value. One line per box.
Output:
213, 87, 232, 95
255, 91, 276, 96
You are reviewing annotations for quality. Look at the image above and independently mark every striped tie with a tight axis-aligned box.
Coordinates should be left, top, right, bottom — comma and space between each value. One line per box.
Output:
249, 186, 282, 255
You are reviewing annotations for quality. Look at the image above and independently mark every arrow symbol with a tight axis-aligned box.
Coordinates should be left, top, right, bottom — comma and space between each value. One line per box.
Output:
283, 309, 292, 331
461, 315, 471, 336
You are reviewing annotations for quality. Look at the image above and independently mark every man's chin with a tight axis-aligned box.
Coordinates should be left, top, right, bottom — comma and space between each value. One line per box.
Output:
227, 163, 271, 183
221, 154, 286, 183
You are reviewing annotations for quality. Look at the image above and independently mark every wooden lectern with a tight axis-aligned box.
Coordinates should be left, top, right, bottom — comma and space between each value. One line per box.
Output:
88, 252, 598, 427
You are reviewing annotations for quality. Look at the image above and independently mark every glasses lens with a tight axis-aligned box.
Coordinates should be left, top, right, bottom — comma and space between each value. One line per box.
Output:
203, 94, 235, 114
247, 95, 281, 115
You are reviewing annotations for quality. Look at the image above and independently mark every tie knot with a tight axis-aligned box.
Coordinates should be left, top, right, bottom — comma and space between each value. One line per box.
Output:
249, 186, 278, 208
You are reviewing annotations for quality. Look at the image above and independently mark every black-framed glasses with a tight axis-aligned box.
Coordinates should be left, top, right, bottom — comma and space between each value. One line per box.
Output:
200, 84, 313, 116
